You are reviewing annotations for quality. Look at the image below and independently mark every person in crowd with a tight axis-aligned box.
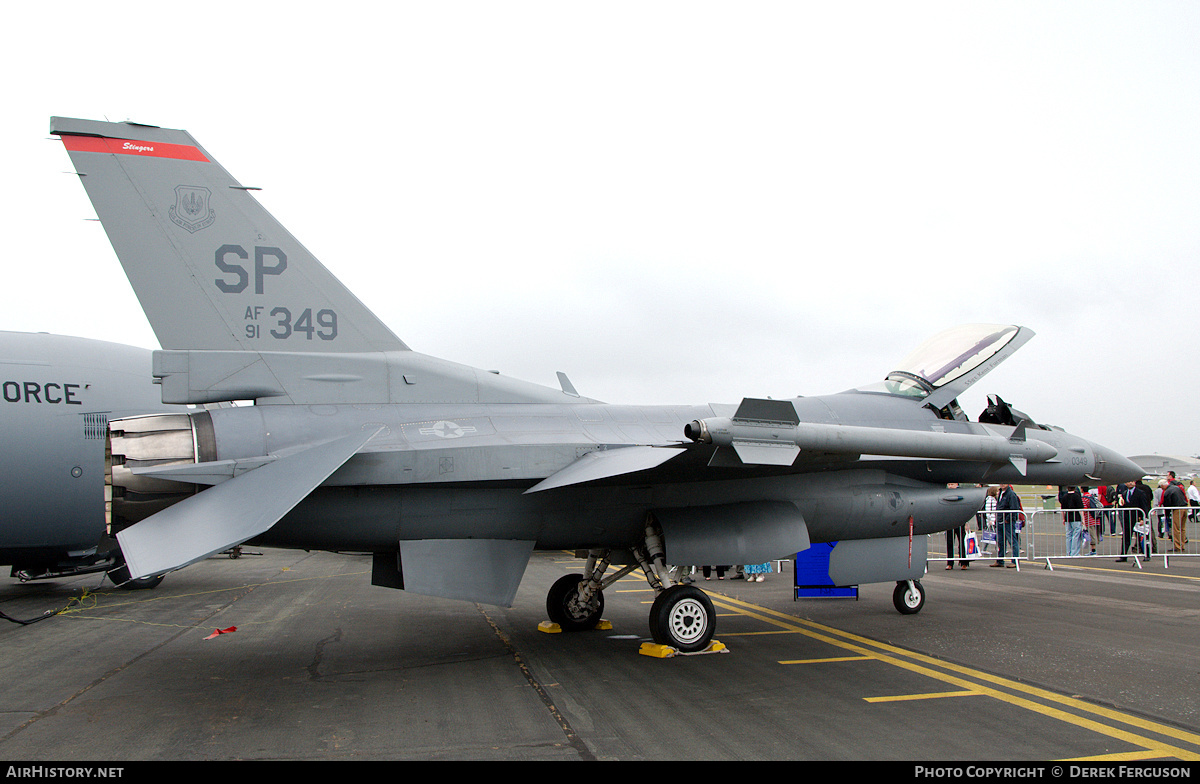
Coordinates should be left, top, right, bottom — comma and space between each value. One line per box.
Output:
945, 516, 966, 570
993, 484, 1021, 568
1167, 472, 1186, 535
1014, 485, 1027, 562
1188, 479, 1200, 524
980, 485, 999, 557
1161, 479, 1188, 553
1116, 481, 1136, 562
1153, 480, 1166, 538
1083, 487, 1103, 555
1059, 486, 1084, 557
744, 562, 772, 582
1134, 479, 1156, 557
1099, 485, 1117, 535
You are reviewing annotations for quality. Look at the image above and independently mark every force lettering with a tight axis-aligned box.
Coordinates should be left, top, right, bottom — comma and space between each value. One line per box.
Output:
2, 381, 83, 405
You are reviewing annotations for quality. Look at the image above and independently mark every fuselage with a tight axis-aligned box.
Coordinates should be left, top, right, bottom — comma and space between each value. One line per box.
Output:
0, 332, 179, 567
109, 386, 1142, 559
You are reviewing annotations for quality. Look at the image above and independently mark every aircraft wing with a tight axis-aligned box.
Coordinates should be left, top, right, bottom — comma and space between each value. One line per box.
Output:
524, 445, 686, 493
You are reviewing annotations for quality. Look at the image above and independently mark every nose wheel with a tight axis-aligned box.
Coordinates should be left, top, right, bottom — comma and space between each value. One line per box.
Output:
892, 579, 925, 614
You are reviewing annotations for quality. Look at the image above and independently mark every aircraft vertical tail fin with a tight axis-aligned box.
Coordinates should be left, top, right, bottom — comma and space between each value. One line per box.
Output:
49, 117, 407, 355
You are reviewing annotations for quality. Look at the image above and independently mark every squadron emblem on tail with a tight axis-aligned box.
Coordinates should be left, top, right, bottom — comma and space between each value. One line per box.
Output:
169, 185, 215, 233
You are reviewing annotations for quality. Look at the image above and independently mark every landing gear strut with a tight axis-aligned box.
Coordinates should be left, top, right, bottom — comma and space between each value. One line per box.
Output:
544, 550, 628, 632
545, 518, 718, 653
545, 573, 604, 631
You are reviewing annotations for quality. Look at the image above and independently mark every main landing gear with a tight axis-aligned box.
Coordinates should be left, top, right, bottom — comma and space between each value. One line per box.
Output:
649, 584, 715, 651
544, 521, 718, 653
546, 573, 605, 632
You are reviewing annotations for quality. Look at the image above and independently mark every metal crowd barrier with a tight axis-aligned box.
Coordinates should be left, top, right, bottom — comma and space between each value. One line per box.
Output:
928, 504, 1198, 570
929, 508, 1027, 572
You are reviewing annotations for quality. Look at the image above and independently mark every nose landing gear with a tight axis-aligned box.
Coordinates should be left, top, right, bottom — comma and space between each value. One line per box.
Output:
892, 579, 926, 614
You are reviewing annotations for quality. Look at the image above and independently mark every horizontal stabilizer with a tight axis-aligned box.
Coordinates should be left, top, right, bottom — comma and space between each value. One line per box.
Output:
397, 539, 535, 607
524, 445, 685, 493
130, 455, 275, 486
117, 427, 381, 578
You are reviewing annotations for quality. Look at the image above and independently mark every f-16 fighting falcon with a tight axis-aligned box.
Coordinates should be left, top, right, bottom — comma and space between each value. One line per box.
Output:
47, 116, 1142, 652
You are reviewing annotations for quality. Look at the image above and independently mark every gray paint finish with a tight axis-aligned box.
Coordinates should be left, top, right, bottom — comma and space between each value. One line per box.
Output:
44, 116, 1144, 610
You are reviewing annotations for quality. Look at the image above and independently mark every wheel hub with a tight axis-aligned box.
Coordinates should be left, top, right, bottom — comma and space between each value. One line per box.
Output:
668, 598, 708, 643
566, 595, 596, 621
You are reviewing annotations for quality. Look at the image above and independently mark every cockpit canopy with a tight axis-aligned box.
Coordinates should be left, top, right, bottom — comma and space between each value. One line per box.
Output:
872, 324, 1020, 398
857, 324, 1031, 414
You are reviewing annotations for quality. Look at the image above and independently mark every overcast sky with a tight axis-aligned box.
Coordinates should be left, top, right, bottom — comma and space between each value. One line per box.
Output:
4, 2, 1198, 459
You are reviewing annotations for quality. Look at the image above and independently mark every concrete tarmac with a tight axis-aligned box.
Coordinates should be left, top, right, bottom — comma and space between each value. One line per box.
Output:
1, 546, 1198, 762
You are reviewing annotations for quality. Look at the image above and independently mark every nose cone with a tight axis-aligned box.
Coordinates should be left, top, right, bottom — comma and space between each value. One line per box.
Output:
1091, 443, 1144, 484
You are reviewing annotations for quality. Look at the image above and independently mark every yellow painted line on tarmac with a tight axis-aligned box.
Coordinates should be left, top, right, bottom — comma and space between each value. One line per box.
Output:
1072, 749, 1180, 763
864, 690, 984, 703
1049, 561, 1200, 582
780, 655, 873, 664
706, 593, 1200, 761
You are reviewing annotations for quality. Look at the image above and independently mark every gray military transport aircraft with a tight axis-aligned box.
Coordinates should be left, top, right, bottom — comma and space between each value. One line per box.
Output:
0, 332, 180, 590
46, 116, 1143, 651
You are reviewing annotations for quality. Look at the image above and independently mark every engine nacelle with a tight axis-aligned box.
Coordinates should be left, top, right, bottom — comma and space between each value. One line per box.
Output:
106, 412, 213, 531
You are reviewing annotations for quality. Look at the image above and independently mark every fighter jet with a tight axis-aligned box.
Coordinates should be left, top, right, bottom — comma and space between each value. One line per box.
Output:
48, 116, 1143, 651
0, 331, 182, 589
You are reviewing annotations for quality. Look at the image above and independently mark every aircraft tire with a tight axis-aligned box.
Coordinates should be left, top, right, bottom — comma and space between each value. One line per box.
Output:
892, 580, 925, 615
107, 563, 164, 591
546, 574, 604, 631
649, 584, 715, 652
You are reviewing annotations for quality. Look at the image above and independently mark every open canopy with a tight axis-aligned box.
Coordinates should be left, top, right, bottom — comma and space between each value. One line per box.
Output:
858, 324, 1031, 408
